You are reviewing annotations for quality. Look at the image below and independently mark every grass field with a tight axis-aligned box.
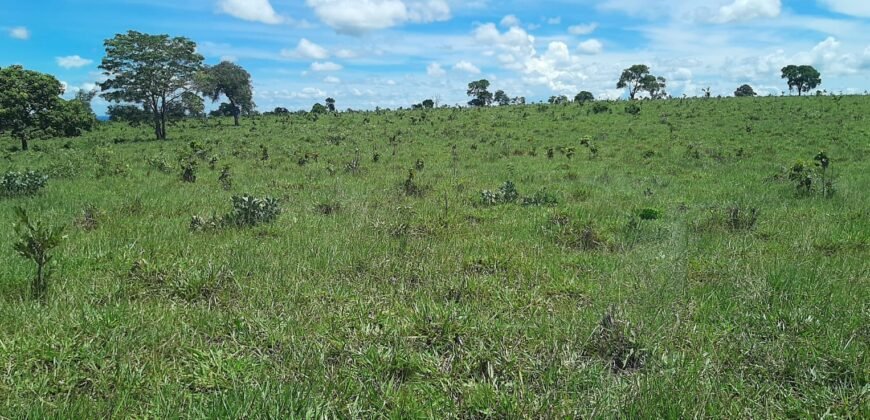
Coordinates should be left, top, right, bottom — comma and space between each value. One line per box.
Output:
0, 96, 868, 417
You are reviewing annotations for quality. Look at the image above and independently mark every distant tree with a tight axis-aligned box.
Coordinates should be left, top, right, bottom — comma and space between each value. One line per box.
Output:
421, 99, 435, 109
108, 104, 150, 124
494, 90, 510, 106
0, 65, 66, 150
512, 96, 526, 105
781, 65, 821, 96
574, 91, 594, 103
198, 61, 254, 126
734, 84, 757, 97
325, 97, 336, 112
617, 64, 666, 100
311, 103, 328, 114
467, 80, 493, 107
273, 107, 290, 114
702, 87, 712, 98
548, 95, 569, 105
167, 91, 205, 119
46, 96, 98, 137
99, 31, 204, 140
209, 102, 237, 118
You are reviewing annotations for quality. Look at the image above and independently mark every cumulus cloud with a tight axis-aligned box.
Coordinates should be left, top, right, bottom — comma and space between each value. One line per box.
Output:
453, 61, 481, 74
218, 0, 283, 24
712, 0, 780, 23
306, 0, 450, 34
577, 39, 603, 55
311, 61, 343, 72
56, 55, 93, 69
9, 26, 30, 40
568, 23, 597, 35
427, 62, 446, 77
500, 15, 521, 28
295, 38, 330, 60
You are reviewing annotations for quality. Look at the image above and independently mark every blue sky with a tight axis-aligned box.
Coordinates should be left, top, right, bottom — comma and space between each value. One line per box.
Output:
2, 0, 869, 113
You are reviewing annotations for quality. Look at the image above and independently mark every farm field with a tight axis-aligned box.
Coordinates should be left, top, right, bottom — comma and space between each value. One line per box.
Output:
0, 96, 868, 417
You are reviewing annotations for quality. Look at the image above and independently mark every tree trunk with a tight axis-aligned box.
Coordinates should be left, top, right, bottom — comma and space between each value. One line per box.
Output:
232, 101, 240, 126
20, 133, 28, 151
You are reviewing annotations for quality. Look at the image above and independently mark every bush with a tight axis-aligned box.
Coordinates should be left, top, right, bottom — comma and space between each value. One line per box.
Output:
637, 208, 661, 221
1, 171, 48, 197
591, 103, 610, 114
480, 181, 519, 205
625, 103, 641, 115
191, 195, 282, 231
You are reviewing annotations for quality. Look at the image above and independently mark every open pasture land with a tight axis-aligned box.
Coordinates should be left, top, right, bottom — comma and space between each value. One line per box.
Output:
0, 96, 868, 417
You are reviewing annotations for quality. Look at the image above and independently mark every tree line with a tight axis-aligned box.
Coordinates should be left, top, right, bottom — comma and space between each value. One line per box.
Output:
1, 29, 827, 149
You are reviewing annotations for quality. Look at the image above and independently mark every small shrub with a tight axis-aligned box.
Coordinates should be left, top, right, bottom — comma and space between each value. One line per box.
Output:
1, 171, 48, 197
585, 309, 644, 372
218, 166, 233, 190
146, 156, 174, 173
12, 207, 65, 300
403, 169, 426, 197
625, 103, 641, 115
224, 195, 282, 227
637, 208, 662, 221
480, 181, 519, 205
180, 157, 197, 183
591, 103, 610, 114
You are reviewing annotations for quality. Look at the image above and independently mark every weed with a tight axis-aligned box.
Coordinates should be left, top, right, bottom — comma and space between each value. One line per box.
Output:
1, 171, 48, 197
12, 207, 65, 300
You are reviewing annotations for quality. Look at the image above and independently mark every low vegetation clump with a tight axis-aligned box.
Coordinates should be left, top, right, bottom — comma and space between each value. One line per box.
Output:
191, 195, 282, 231
12, 207, 65, 300
1, 171, 48, 197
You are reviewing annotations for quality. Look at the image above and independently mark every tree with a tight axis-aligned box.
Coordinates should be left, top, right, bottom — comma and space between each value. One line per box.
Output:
512, 96, 526, 105
45, 97, 98, 137
617, 64, 666, 100
548, 95, 569, 105
467, 80, 493, 107
108, 104, 150, 124
311, 103, 328, 114
734, 84, 757, 97
0, 66, 65, 150
99, 31, 204, 140
781, 65, 821, 96
325, 97, 336, 112
494, 90, 510, 106
421, 99, 435, 109
199, 61, 254, 126
574, 91, 594, 103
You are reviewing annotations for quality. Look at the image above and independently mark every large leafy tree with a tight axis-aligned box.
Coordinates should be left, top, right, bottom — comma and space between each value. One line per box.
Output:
575, 91, 595, 103
99, 31, 204, 140
199, 61, 254, 126
494, 90, 510, 106
467, 80, 493, 107
781, 65, 821, 96
617, 64, 667, 100
0, 66, 66, 150
734, 84, 757, 97
325, 97, 336, 112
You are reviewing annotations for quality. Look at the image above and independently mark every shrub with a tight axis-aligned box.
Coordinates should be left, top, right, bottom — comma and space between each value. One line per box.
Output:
12, 207, 65, 300
191, 195, 282, 231
480, 181, 519, 205
788, 152, 835, 197
1, 171, 48, 197
585, 309, 644, 372
625, 103, 641, 115
591, 103, 610, 114
637, 208, 662, 221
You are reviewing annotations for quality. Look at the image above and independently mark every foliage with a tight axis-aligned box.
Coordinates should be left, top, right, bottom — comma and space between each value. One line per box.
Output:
788, 152, 835, 197
99, 31, 204, 139
198, 61, 255, 126
480, 181, 519, 205
575, 91, 595, 103
617, 64, 667, 100
625, 102, 641, 115
467, 79, 493, 107
1, 171, 48, 197
781, 65, 821, 96
734, 84, 757, 97
0, 65, 67, 150
12, 207, 65, 300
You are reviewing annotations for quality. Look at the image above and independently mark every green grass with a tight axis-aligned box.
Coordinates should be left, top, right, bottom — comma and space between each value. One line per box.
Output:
0, 96, 868, 417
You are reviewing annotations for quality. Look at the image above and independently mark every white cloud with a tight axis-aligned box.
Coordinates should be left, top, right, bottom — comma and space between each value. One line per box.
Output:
819, 0, 870, 18
295, 38, 330, 60
500, 15, 521, 28
713, 0, 780, 23
427, 62, 446, 77
311, 61, 343, 72
56, 55, 93, 69
218, 0, 283, 24
335, 49, 357, 59
547, 17, 562, 25
577, 39, 603, 55
9, 26, 30, 40
568, 23, 597, 35
306, 0, 450, 34
324, 76, 341, 84
453, 60, 481, 74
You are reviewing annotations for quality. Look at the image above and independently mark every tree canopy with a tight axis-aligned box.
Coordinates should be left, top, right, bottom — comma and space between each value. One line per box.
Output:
617, 65, 667, 100
781, 65, 821, 96
199, 61, 254, 126
0, 65, 94, 150
99, 31, 204, 139
575, 91, 595, 103
467, 80, 493, 107
734, 84, 757, 97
